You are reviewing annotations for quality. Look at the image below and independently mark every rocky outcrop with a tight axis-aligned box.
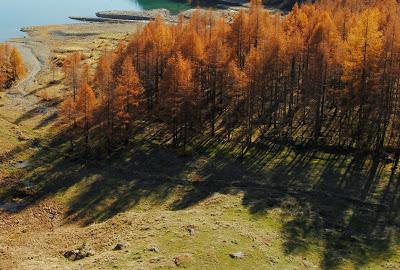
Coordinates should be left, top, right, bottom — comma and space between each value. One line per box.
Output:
69, 1, 291, 25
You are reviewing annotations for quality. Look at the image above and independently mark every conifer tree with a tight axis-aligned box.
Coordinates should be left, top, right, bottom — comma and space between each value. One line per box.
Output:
59, 96, 77, 150
343, 7, 383, 146
115, 56, 144, 143
76, 82, 97, 151
161, 53, 194, 147
57, 0, 400, 154
63, 52, 83, 100
9, 47, 26, 80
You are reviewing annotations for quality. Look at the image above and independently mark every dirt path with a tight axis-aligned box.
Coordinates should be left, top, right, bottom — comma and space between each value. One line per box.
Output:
11, 42, 42, 95
5, 40, 49, 109
0, 38, 50, 158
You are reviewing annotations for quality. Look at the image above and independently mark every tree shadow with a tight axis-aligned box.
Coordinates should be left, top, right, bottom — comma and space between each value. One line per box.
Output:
34, 111, 58, 130
0, 125, 398, 269
13, 103, 50, 125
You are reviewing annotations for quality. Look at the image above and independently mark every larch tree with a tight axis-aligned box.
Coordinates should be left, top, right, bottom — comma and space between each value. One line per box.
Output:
50, 58, 57, 83
224, 61, 248, 140
308, 11, 341, 140
0, 55, 6, 89
161, 53, 195, 148
59, 96, 77, 150
0, 44, 26, 88
55, 0, 400, 157
205, 18, 231, 136
229, 10, 250, 69
9, 47, 26, 81
115, 56, 144, 144
244, 48, 264, 149
343, 7, 383, 147
95, 50, 116, 151
75, 82, 97, 151
63, 52, 83, 100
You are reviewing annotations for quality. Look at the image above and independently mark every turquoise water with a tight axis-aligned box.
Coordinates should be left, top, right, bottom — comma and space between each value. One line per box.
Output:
0, 0, 190, 41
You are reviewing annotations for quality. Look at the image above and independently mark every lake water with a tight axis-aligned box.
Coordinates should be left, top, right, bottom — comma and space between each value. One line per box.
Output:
0, 0, 190, 41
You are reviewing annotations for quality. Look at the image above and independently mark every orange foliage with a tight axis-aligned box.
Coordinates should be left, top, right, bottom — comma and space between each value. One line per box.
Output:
63, 52, 84, 99
0, 44, 26, 89
58, 0, 400, 151
115, 56, 143, 125
76, 82, 96, 127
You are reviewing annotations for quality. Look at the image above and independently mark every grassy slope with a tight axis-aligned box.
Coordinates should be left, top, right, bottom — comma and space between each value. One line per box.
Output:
0, 23, 399, 270
1, 122, 398, 269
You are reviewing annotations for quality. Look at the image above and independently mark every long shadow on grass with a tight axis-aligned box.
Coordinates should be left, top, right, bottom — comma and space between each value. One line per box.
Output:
173, 136, 399, 269
0, 125, 398, 269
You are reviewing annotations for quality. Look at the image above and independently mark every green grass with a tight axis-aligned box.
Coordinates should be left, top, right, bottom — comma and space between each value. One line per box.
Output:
1, 122, 399, 269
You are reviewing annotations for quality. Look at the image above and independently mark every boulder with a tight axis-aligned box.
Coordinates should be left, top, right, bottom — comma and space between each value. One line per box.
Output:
229, 251, 245, 259
113, 242, 129, 251
147, 245, 160, 253
64, 245, 95, 261
187, 227, 195, 236
173, 253, 194, 267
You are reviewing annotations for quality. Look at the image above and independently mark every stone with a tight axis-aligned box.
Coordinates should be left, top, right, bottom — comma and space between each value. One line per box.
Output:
147, 246, 160, 253
173, 253, 194, 267
31, 138, 41, 148
17, 134, 29, 141
188, 227, 195, 236
229, 251, 245, 259
268, 256, 278, 264
15, 160, 30, 169
64, 245, 95, 261
113, 242, 129, 251
149, 256, 161, 263
64, 250, 79, 261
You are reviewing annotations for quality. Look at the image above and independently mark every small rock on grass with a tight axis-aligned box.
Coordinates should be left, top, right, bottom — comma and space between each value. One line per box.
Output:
188, 227, 195, 236
147, 245, 160, 253
229, 251, 245, 259
149, 256, 162, 263
113, 242, 129, 251
173, 253, 194, 267
64, 244, 95, 261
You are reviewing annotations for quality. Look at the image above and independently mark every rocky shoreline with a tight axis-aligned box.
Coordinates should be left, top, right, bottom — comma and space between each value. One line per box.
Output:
69, 4, 283, 24
70, 9, 176, 23
96, 9, 171, 21
69, 4, 258, 23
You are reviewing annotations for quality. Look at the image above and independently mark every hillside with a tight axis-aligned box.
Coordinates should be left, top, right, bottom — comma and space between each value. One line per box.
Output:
0, 1, 399, 269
